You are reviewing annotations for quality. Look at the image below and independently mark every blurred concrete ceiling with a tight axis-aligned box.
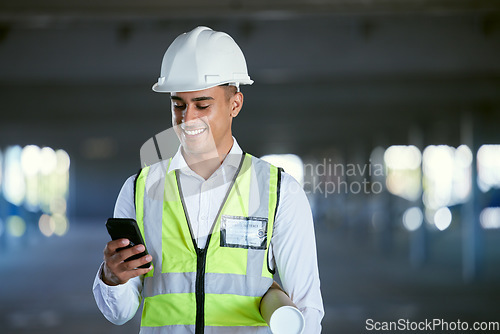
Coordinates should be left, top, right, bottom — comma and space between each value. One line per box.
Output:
0, 0, 499, 18
0, 0, 499, 159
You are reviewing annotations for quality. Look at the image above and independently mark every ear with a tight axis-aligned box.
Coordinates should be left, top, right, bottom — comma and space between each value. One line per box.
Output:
230, 92, 244, 118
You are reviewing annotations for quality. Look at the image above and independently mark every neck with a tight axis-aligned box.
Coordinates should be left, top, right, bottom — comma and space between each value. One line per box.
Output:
182, 138, 234, 180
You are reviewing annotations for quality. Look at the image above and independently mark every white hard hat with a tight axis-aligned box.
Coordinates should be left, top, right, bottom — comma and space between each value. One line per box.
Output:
152, 26, 254, 93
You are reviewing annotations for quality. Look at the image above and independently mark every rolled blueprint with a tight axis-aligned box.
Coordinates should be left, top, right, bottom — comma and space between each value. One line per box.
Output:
260, 283, 305, 334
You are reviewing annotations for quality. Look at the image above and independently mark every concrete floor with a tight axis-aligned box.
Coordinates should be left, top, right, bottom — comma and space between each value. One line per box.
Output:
0, 219, 499, 333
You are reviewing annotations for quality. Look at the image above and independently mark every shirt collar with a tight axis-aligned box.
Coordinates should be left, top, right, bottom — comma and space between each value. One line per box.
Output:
167, 137, 243, 175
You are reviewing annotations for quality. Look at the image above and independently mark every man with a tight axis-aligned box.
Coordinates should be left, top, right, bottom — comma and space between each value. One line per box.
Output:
93, 26, 323, 333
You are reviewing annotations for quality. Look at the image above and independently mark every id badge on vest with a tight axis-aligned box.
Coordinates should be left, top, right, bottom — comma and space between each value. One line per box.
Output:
220, 215, 268, 250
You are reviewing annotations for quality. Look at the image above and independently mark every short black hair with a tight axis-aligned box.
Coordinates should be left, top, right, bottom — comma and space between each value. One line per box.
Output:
220, 84, 238, 100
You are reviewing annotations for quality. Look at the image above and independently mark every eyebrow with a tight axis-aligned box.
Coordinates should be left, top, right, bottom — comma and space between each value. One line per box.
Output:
170, 96, 214, 102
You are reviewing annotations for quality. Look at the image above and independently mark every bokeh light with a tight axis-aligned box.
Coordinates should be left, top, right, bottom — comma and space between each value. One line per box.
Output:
479, 207, 500, 229
40, 147, 57, 175
261, 154, 304, 186
422, 145, 472, 210
384, 145, 422, 201
52, 213, 69, 236
50, 197, 67, 215
7, 215, 27, 237
39, 214, 55, 237
3, 146, 26, 206
1, 145, 71, 238
477, 144, 500, 192
402, 207, 423, 231
21, 145, 41, 176
384, 145, 421, 170
55, 149, 71, 174
22, 145, 41, 212
434, 207, 452, 231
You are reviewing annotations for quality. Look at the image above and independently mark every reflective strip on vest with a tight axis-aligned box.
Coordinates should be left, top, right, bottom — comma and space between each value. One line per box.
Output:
135, 153, 279, 333
139, 325, 271, 334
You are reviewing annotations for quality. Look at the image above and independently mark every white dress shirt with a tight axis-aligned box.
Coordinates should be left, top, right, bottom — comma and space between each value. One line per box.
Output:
93, 139, 324, 333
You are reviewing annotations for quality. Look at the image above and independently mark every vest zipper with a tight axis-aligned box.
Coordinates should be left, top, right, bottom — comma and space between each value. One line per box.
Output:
174, 155, 246, 333
195, 246, 208, 334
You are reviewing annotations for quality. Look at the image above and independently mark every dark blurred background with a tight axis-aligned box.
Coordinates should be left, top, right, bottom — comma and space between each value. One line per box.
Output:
0, 1, 499, 333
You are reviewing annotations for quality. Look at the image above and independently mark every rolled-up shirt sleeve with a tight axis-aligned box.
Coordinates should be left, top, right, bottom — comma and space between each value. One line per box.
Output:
92, 175, 143, 325
270, 172, 324, 333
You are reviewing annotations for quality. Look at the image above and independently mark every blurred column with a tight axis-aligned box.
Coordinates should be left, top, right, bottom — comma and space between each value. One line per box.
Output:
368, 136, 391, 254
461, 112, 483, 282
346, 144, 371, 241
409, 126, 427, 267
376, 187, 393, 254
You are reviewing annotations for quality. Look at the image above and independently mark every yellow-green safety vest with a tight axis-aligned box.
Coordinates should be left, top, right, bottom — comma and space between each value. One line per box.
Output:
134, 153, 282, 334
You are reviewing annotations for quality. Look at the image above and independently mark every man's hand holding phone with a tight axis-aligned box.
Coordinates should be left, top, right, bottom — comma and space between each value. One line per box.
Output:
102, 238, 153, 286
102, 218, 153, 286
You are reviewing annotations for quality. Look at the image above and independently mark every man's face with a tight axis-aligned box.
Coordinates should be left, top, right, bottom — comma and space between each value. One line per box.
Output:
171, 86, 241, 157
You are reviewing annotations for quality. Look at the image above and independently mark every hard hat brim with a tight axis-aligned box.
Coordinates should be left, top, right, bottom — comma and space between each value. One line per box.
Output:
152, 79, 253, 93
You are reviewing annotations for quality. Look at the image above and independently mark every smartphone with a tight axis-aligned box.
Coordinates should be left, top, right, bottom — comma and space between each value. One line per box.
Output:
106, 218, 151, 269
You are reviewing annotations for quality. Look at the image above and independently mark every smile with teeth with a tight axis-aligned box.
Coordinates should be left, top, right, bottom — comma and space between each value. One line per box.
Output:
183, 128, 206, 136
